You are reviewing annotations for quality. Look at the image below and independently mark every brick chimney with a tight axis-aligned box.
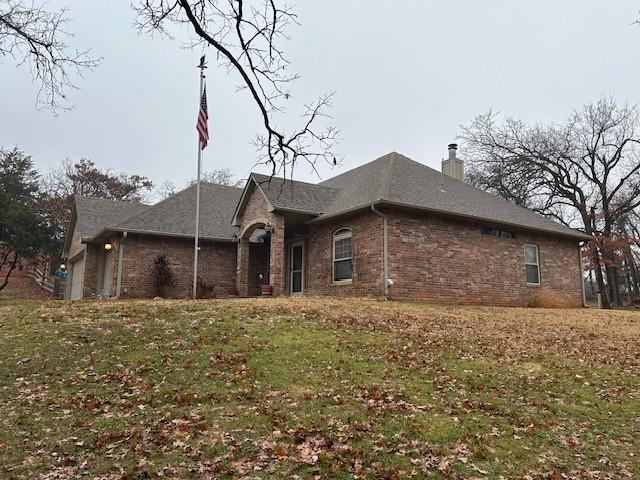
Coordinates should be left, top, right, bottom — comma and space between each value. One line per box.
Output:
441, 143, 464, 181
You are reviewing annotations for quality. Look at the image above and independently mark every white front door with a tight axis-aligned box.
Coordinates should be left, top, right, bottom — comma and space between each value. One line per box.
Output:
290, 242, 304, 295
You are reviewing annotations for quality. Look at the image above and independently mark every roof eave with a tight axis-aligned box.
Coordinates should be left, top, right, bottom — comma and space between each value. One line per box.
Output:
61, 204, 78, 259
272, 206, 322, 216
308, 200, 592, 241
375, 200, 593, 241
89, 227, 237, 244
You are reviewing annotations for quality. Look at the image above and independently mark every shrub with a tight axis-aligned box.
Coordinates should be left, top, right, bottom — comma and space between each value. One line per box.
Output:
152, 255, 175, 298
528, 288, 576, 308
194, 277, 215, 299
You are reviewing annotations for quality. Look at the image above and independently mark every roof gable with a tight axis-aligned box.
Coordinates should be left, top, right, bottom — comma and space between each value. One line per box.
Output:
73, 196, 148, 241
232, 173, 337, 224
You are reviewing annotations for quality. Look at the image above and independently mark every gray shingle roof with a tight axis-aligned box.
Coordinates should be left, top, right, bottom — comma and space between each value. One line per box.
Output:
75, 152, 590, 243
74, 196, 147, 241
109, 182, 242, 241
250, 173, 337, 214
319, 152, 590, 239
241, 152, 589, 240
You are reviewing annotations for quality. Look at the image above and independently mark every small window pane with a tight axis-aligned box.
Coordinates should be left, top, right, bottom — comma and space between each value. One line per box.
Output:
334, 238, 352, 260
292, 271, 302, 292
334, 259, 352, 281
526, 264, 540, 284
292, 245, 303, 270
524, 245, 538, 264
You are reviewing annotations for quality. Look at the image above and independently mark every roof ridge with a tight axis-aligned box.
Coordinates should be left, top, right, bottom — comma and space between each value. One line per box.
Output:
75, 195, 147, 207
250, 172, 335, 190
378, 152, 397, 200
200, 181, 244, 191
319, 151, 400, 186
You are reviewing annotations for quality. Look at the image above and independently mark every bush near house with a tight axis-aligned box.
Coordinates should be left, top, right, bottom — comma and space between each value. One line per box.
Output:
0, 299, 638, 478
528, 288, 578, 308
152, 254, 175, 298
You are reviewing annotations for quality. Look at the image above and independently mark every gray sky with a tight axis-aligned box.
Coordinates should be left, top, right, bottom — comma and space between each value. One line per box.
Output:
3, 1, 639, 193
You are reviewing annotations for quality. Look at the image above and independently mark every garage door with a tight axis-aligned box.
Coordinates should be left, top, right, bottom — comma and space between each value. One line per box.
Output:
69, 257, 85, 300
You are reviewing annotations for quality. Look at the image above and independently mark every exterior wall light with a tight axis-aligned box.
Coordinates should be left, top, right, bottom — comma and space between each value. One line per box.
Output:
104, 243, 113, 251
264, 224, 273, 234
232, 233, 239, 243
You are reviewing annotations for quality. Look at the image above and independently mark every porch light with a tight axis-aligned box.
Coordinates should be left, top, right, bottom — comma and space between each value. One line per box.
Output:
264, 223, 273, 234
232, 233, 239, 243
104, 243, 113, 251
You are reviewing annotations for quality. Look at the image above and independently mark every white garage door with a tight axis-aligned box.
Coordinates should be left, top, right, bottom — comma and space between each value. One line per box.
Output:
69, 257, 85, 300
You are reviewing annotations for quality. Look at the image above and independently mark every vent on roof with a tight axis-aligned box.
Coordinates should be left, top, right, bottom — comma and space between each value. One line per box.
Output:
441, 143, 464, 181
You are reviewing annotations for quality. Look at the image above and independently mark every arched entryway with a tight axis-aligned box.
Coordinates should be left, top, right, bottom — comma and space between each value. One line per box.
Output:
236, 218, 285, 296
237, 222, 270, 296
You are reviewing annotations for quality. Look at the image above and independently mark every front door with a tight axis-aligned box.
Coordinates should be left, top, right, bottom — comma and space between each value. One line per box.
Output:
290, 242, 304, 295
100, 249, 113, 297
69, 257, 85, 300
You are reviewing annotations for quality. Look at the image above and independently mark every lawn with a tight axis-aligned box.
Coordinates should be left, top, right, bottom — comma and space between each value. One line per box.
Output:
0, 299, 638, 479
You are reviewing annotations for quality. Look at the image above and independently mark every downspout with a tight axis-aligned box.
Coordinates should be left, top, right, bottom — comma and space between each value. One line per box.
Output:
579, 241, 587, 307
370, 204, 389, 298
116, 231, 127, 299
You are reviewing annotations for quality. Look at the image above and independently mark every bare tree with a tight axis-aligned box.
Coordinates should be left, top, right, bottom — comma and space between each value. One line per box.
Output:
188, 168, 244, 187
133, 0, 339, 176
0, 0, 100, 111
460, 98, 640, 307
157, 180, 177, 199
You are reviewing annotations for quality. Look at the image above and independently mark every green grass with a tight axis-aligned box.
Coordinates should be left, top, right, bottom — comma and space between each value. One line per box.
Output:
0, 298, 638, 479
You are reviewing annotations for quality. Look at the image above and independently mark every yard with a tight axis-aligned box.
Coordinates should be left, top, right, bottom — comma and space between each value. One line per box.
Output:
0, 299, 638, 479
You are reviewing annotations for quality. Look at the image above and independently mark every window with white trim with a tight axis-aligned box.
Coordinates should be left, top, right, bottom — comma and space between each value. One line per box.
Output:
333, 228, 352, 282
524, 244, 540, 284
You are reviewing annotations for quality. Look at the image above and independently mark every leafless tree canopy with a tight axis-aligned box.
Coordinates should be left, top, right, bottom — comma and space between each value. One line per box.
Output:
460, 97, 640, 307
133, 0, 339, 176
0, 0, 100, 111
188, 168, 244, 187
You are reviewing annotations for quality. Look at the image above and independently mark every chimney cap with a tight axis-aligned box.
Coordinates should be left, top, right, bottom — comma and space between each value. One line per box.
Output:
448, 143, 458, 150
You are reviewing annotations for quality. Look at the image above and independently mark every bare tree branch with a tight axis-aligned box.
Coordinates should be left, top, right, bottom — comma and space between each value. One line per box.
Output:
133, 0, 339, 177
0, 0, 101, 112
460, 97, 640, 307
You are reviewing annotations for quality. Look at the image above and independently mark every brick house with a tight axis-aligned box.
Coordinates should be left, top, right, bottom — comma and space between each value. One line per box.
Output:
63, 147, 591, 305
62, 183, 241, 300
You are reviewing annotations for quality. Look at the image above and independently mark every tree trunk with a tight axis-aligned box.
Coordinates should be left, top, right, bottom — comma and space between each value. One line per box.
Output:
605, 263, 621, 307
626, 248, 640, 300
592, 252, 610, 309
0, 253, 19, 292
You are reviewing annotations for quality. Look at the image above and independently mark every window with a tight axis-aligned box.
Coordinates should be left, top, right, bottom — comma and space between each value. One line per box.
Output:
333, 228, 352, 282
524, 244, 540, 284
481, 227, 517, 239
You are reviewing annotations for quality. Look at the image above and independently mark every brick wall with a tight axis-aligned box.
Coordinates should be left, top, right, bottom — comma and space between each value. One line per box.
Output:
82, 243, 102, 299
248, 243, 269, 296
236, 183, 286, 296
68, 224, 85, 259
118, 234, 237, 298
385, 208, 582, 306
294, 210, 385, 297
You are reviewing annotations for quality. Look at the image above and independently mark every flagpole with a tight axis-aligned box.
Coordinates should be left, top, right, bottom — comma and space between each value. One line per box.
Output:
193, 58, 206, 300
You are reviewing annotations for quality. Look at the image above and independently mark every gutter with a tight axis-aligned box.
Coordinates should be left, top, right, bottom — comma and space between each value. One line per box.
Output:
116, 231, 127, 298
579, 241, 587, 307
370, 204, 389, 298
309, 200, 592, 241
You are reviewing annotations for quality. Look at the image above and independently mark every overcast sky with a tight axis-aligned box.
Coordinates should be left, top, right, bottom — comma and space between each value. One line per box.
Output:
3, 1, 639, 194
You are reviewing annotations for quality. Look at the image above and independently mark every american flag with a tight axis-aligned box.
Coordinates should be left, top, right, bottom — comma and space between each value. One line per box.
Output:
197, 85, 209, 150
